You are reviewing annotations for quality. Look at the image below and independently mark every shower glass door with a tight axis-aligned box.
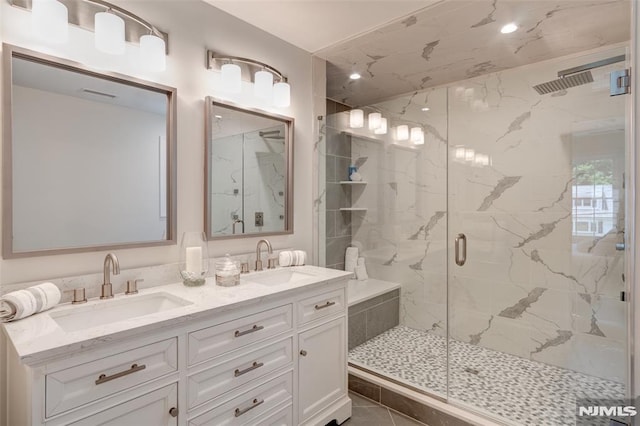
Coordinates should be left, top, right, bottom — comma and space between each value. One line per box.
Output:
447, 46, 629, 425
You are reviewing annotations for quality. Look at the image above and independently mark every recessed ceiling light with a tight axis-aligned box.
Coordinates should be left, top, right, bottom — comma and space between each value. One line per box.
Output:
350, 72, 361, 80
214, 115, 222, 119
500, 23, 518, 34
421, 107, 430, 111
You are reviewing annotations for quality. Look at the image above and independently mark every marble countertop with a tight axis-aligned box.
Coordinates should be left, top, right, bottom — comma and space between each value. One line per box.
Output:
2, 265, 352, 366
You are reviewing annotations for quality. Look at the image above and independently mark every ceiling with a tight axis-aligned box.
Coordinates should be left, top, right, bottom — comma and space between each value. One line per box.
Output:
318, 0, 631, 105
204, 0, 436, 53
205, 0, 631, 106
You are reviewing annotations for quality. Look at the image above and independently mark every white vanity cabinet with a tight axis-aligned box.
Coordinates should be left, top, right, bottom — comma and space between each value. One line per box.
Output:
4, 274, 351, 426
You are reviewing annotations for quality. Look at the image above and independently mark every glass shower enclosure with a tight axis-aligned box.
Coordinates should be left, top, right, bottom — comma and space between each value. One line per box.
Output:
319, 42, 630, 425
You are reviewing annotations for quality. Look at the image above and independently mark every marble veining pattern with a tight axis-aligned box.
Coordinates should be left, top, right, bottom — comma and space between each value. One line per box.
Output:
350, 326, 624, 426
320, 0, 630, 105
332, 45, 627, 386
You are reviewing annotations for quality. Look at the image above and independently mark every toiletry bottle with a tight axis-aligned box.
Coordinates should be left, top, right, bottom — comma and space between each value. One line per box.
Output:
348, 164, 357, 181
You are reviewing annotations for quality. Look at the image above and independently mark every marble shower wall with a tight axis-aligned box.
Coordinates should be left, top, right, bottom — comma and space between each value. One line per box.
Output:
447, 46, 626, 383
334, 45, 627, 382
209, 125, 286, 235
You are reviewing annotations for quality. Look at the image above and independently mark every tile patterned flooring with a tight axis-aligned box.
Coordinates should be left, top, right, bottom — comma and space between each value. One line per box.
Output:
344, 392, 428, 426
349, 326, 625, 426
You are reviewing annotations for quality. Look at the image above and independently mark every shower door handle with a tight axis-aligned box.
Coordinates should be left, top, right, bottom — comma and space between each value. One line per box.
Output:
455, 233, 467, 266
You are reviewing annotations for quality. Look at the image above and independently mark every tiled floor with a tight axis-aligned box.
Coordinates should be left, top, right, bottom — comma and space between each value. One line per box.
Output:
344, 392, 428, 426
349, 326, 625, 426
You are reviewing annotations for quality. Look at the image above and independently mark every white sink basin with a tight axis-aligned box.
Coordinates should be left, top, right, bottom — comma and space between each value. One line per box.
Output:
247, 269, 316, 286
50, 292, 192, 332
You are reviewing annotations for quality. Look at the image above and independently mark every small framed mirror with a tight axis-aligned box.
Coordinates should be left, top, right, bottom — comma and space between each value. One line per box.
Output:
3, 44, 177, 258
205, 97, 293, 239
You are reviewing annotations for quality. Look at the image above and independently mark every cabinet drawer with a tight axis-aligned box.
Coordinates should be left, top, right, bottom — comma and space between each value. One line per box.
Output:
63, 383, 178, 426
187, 337, 292, 409
256, 404, 293, 426
188, 304, 292, 366
188, 371, 292, 426
46, 338, 178, 417
297, 289, 345, 325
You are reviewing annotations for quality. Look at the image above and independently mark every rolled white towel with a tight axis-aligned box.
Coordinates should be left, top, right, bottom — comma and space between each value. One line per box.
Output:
279, 250, 307, 267
27, 282, 61, 312
355, 257, 368, 281
0, 282, 61, 322
279, 251, 293, 267
345, 247, 359, 273
293, 250, 306, 266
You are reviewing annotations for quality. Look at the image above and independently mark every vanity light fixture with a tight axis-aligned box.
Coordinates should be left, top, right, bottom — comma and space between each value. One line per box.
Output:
207, 51, 291, 107
368, 112, 382, 130
31, 0, 68, 44
349, 109, 364, 128
16, 0, 168, 71
410, 127, 425, 145
374, 117, 388, 135
396, 125, 409, 141
500, 23, 518, 34
221, 62, 243, 93
94, 11, 125, 54
254, 69, 274, 100
421, 107, 430, 111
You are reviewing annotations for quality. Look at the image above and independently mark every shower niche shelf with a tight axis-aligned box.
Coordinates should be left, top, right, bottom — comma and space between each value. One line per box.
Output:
339, 181, 367, 185
339, 208, 367, 212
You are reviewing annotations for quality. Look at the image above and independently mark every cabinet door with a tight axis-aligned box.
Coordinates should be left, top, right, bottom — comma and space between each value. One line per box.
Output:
298, 317, 346, 422
66, 383, 178, 426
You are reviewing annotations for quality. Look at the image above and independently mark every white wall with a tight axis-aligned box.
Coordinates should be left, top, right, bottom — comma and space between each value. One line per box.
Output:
0, 0, 314, 285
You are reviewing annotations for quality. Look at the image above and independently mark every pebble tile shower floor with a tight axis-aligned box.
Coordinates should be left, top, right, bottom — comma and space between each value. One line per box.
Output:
349, 326, 625, 426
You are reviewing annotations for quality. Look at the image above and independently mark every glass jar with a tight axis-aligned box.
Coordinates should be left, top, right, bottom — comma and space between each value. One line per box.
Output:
179, 231, 209, 287
215, 254, 240, 287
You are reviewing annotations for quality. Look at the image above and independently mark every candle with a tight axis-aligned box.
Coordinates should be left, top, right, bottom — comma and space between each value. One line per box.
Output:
185, 246, 202, 274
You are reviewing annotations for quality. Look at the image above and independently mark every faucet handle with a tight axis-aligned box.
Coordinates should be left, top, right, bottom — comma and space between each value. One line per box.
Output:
126, 279, 143, 295
268, 258, 277, 269
72, 288, 87, 304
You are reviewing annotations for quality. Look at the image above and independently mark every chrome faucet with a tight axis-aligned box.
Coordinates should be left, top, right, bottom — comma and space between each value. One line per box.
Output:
255, 239, 274, 271
100, 253, 120, 299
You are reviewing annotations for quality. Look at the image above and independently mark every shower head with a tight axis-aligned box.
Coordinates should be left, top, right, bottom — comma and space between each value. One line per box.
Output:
532, 71, 594, 95
259, 130, 284, 140
533, 54, 625, 95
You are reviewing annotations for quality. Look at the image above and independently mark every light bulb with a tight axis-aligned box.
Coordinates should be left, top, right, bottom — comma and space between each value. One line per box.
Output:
95, 12, 126, 55
273, 81, 291, 107
221, 63, 242, 93
140, 34, 166, 72
32, 0, 68, 44
254, 70, 274, 100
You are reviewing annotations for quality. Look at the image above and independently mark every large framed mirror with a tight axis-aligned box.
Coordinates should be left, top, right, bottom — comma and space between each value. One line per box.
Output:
205, 97, 293, 239
3, 44, 177, 258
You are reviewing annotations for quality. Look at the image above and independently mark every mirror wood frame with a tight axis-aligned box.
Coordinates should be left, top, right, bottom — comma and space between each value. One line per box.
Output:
204, 97, 294, 240
2, 43, 178, 258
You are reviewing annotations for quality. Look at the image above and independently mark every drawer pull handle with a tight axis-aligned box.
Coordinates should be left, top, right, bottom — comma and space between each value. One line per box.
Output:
315, 301, 336, 310
300, 349, 307, 356
234, 324, 264, 337
95, 363, 146, 385
169, 407, 179, 418
234, 361, 264, 377
234, 398, 264, 417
